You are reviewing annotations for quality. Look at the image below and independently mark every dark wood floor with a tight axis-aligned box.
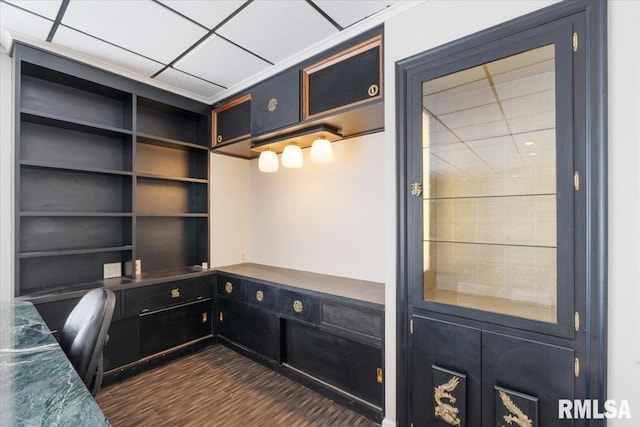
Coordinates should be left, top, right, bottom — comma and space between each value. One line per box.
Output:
96, 345, 379, 426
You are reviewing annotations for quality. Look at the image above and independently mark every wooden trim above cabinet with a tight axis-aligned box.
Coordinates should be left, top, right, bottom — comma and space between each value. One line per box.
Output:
211, 93, 252, 147
302, 34, 383, 121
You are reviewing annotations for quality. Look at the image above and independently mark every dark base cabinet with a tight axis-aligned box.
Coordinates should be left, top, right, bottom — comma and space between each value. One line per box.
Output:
104, 317, 140, 371
214, 271, 384, 421
285, 321, 383, 407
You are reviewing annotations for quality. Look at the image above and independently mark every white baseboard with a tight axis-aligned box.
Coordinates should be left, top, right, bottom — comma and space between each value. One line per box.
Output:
381, 418, 396, 427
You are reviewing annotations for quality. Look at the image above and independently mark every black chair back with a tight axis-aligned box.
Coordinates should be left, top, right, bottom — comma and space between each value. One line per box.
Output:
59, 288, 115, 395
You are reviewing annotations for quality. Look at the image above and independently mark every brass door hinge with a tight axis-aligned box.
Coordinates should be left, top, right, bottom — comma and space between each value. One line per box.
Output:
573, 32, 579, 52
575, 312, 580, 332
574, 171, 580, 191
376, 367, 383, 384
410, 319, 414, 334
575, 357, 580, 377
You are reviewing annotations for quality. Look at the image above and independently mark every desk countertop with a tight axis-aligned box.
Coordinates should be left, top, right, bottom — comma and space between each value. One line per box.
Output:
0, 301, 109, 426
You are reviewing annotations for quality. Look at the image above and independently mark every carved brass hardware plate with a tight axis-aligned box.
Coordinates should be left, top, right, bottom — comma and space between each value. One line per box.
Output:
293, 300, 303, 313
267, 98, 278, 112
368, 84, 379, 97
171, 288, 180, 298
376, 367, 383, 384
411, 182, 423, 197
256, 290, 264, 302
202, 312, 207, 323
432, 365, 466, 426
225, 282, 233, 294
495, 386, 537, 427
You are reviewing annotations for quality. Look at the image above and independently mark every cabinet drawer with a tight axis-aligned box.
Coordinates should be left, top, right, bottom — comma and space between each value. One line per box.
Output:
244, 280, 278, 312
216, 274, 243, 301
321, 301, 383, 343
250, 68, 299, 136
195, 276, 214, 298
212, 94, 251, 146
279, 289, 319, 324
125, 280, 196, 316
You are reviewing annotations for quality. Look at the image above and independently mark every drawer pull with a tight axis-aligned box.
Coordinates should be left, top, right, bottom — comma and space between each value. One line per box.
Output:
267, 98, 278, 112
376, 367, 383, 384
293, 300, 303, 313
368, 84, 379, 97
256, 290, 264, 302
225, 282, 233, 294
219, 312, 224, 322
171, 288, 180, 298
202, 312, 208, 323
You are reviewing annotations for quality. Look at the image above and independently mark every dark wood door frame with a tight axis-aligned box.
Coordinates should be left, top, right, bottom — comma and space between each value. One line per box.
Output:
395, 1, 607, 425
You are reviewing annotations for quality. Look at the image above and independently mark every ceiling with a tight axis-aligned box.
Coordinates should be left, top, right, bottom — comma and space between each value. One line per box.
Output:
0, 0, 407, 103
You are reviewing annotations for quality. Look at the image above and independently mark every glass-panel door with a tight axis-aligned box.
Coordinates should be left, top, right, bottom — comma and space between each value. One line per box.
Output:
422, 45, 557, 323
409, 22, 576, 336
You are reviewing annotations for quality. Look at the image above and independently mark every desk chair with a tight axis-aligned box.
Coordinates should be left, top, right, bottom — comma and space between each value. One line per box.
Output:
59, 288, 115, 396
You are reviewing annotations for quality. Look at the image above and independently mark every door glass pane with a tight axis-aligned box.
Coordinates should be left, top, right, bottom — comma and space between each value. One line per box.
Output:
422, 44, 557, 323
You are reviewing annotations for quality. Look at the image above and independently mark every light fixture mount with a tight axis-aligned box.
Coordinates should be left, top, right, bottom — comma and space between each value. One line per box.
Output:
251, 124, 342, 154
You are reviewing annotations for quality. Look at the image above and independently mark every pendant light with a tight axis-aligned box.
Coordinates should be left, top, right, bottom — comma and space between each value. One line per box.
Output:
281, 143, 303, 168
258, 149, 279, 173
310, 137, 334, 165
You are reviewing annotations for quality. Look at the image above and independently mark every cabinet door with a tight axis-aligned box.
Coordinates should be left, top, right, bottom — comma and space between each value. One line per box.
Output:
104, 317, 140, 371
285, 321, 383, 407
139, 299, 212, 357
217, 297, 245, 345
251, 68, 299, 136
212, 94, 251, 146
411, 316, 481, 427
303, 35, 382, 120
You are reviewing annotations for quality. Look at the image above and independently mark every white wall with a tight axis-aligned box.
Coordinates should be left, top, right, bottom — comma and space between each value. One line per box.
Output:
0, 48, 13, 302
210, 152, 251, 268
248, 133, 386, 283
607, 1, 640, 424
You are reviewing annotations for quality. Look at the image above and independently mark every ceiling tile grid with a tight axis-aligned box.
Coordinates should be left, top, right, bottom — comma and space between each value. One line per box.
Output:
1, 0, 409, 102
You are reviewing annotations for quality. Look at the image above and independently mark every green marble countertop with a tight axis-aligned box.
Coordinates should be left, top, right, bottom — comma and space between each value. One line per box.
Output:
0, 300, 109, 426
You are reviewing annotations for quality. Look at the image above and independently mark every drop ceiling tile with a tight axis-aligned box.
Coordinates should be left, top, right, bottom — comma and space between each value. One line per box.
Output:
314, 0, 398, 28
4, 0, 61, 20
438, 103, 503, 131
62, 0, 207, 63
501, 90, 555, 120
217, 0, 338, 63
175, 34, 270, 88
487, 44, 555, 76
424, 78, 494, 116
155, 67, 224, 99
423, 65, 485, 96
0, 2, 53, 40
53, 26, 164, 76
454, 119, 510, 143
508, 111, 555, 135
159, 0, 244, 29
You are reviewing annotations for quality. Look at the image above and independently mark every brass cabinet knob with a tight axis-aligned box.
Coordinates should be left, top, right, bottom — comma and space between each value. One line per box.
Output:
225, 282, 233, 294
368, 84, 379, 97
293, 300, 303, 313
171, 288, 180, 298
256, 290, 264, 302
267, 98, 278, 112
217, 134, 223, 143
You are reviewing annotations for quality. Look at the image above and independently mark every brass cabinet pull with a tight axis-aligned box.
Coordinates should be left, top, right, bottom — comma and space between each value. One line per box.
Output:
293, 300, 303, 313
368, 84, 379, 97
202, 312, 208, 323
256, 290, 264, 302
376, 367, 383, 384
171, 288, 180, 298
219, 312, 224, 322
225, 282, 233, 294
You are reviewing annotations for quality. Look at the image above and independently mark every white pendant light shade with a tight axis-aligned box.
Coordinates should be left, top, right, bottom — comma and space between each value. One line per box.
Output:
258, 150, 279, 173
281, 143, 303, 168
310, 138, 334, 165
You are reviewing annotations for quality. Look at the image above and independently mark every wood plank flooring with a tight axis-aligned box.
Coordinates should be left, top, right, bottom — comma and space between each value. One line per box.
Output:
96, 345, 379, 426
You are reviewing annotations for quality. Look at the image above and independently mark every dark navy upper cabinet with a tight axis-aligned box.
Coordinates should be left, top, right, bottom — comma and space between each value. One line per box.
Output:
211, 93, 251, 147
250, 68, 300, 137
302, 34, 382, 120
